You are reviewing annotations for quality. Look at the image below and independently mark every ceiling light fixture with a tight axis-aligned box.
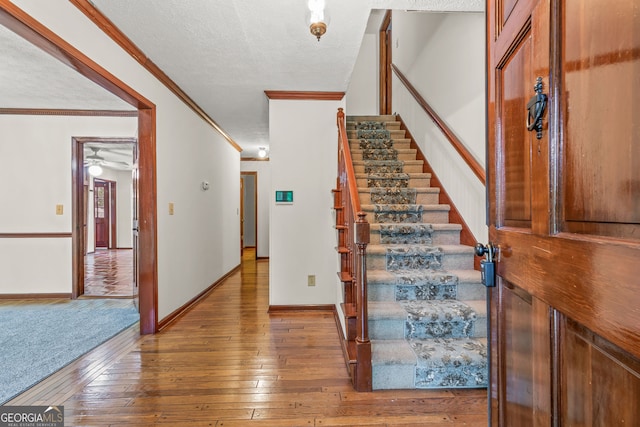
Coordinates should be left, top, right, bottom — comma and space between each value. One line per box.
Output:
308, 0, 328, 41
258, 147, 267, 158
88, 164, 103, 177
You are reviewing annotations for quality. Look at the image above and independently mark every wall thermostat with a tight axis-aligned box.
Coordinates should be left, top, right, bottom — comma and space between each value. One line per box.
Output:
275, 190, 293, 204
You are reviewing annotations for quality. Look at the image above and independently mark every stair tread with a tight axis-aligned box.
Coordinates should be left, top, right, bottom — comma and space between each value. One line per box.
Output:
372, 336, 488, 368
409, 337, 488, 368
353, 158, 420, 164
351, 148, 416, 152
362, 204, 450, 211
368, 301, 408, 319
368, 268, 465, 284
370, 222, 460, 230
350, 138, 411, 143
367, 244, 473, 256
399, 299, 481, 320
359, 188, 438, 194
369, 299, 483, 321
448, 269, 482, 282
347, 115, 397, 121
371, 340, 416, 365
356, 172, 430, 178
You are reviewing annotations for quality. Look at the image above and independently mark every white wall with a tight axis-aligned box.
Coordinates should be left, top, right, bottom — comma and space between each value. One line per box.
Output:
0, 115, 137, 293
268, 98, 344, 306
346, 33, 379, 115
241, 161, 271, 258
392, 11, 488, 242
10, 1, 241, 319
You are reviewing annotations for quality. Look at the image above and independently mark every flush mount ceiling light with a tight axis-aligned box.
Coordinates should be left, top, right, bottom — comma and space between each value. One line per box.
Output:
308, 0, 329, 41
258, 147, 267, 158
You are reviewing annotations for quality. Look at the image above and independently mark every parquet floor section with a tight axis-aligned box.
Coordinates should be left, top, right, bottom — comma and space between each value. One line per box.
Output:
84, 249, 134, 297
7, 249, 488, 426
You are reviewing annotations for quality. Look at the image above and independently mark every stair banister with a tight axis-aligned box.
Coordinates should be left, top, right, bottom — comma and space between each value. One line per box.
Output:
336, 108, 372, 391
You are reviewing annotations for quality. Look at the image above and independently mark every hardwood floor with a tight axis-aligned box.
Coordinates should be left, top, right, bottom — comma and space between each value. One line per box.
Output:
84, 249, 134, 298
7, 249, 487, 426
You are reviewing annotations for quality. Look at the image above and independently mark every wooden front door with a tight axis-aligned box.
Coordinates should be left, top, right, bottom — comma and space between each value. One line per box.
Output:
94, 179, 110, 248
487, 0, 640, 425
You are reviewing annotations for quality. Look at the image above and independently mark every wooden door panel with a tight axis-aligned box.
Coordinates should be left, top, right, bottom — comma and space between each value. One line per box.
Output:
94, 179, 109, 248
561, 317, 640, 426
496, 280, 551, 427
562, 0, 640, 238
498, 33, 533, 227
501, 283, 533, 426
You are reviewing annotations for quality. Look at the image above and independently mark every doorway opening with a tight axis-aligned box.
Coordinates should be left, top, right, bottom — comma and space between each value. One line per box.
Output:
240, 172, 258, 259
379, 10, 392, 115
72, 138, 138, 302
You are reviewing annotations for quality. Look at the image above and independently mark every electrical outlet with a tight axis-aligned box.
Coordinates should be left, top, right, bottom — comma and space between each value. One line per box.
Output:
169, 202, 174, 215
55, 204, 63, 215
308, 275, 316, 287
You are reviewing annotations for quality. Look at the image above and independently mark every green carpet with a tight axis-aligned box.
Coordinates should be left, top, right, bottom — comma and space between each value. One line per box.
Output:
0, 299, 139, 404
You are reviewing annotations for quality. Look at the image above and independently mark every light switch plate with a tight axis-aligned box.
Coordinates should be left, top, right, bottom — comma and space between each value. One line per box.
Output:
56, 204, 63, 215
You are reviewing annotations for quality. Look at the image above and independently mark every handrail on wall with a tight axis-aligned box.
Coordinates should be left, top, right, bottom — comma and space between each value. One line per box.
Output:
336, 108, 371, 391
391, 64, 486, 183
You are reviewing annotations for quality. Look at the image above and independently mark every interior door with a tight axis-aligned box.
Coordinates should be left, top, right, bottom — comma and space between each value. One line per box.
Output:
94, 179, 110, 248
132, 143, 139, 310
487, 0, 640, 425
379, 10, 392, 115
240, 176, 245, 255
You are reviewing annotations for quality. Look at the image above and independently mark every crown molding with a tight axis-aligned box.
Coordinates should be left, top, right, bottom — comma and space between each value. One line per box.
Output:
0, 108, 137, 117
264, 91, 345, 100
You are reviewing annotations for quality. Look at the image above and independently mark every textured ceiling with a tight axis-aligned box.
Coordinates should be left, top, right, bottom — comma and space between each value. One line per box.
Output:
0, 23, 132, 110
2, 0, 482, 157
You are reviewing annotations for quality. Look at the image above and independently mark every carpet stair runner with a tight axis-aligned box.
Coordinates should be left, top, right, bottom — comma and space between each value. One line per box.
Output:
346, 115, 488, 389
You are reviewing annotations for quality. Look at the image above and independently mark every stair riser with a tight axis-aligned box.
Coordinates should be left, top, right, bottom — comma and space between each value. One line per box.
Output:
457, 283, 486, 301
354, 163, 423, 174
370, 318, 405, 340
369, 315, 486, 340
415, 365, 488, 389
351, 152, 417, 161
372, 364, 415, 389
347, 130, 406, 139
366, 251, 474, 271
357, 177, 431, 188
369, 228, 459, 245
347, 123, 401, 131
350, 141, 411, 150
347, 115, 397, 122
369, 282, 457, 302
405, 317, 486, 339
360, 192, 438, 205
363, 210, 449, 225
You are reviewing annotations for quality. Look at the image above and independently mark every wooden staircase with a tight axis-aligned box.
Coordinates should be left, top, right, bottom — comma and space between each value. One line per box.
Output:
334, 111, 488, 391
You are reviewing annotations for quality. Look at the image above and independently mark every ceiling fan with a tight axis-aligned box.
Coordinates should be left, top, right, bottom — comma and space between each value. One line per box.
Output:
84, 147, 131, 176
84, 147, 130, 167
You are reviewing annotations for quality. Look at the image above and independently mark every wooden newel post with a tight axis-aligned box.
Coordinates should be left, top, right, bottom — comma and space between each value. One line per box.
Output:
337, 107, 345, 126
354, 211, 372, 391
